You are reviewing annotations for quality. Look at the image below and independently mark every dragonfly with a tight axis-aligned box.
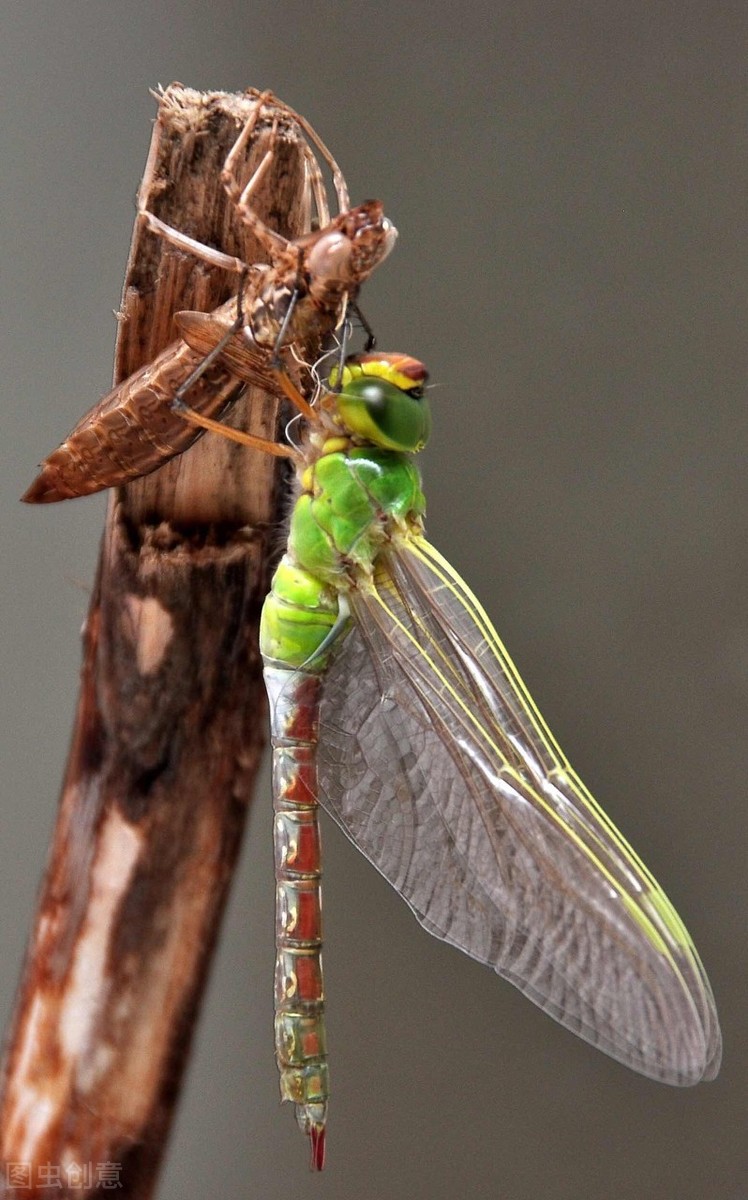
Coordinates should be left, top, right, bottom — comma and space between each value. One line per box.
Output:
189, 346, 721, 1169
22, 91, 395, 504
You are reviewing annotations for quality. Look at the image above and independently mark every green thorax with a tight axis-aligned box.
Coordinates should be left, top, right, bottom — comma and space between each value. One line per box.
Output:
260, 444, 425, 669
289, 446, 425, 585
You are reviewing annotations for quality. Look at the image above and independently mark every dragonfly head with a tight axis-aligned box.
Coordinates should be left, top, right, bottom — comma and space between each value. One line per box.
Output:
305, 201, 397, 300
332, 352, 431, 452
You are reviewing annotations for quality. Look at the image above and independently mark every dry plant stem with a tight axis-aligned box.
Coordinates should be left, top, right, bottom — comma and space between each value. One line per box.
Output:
0, 86, 312, 1198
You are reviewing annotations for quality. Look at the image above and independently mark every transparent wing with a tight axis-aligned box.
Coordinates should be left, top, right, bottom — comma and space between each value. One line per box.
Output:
316, 534, 721, 1084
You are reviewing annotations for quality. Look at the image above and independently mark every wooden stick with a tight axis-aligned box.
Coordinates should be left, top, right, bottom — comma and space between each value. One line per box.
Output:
0, 85, 314, 1198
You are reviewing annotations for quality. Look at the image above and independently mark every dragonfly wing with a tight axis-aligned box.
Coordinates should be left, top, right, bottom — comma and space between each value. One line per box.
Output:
316, 535, 721, 1085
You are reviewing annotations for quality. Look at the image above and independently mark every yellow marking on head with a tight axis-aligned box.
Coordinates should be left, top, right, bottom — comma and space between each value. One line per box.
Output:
341, 353, 427, 395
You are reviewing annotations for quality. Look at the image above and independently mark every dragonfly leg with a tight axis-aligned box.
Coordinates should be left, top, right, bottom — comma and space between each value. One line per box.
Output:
138, 209, 248, 275
270, 365, 316, 422
221, 93, 291, 259
139, 92, 285, 272
321, 318, 355, 395
300, 139, 331, 229
265, 95, 350, 213
170, 400, 298, 460
349, 300, 377, 351
224, 91, 349, 263
270, 285, 301, 364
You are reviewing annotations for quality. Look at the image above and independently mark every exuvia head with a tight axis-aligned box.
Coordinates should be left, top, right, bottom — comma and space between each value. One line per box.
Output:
305, 202, 397, 300
331, 353, 431, 452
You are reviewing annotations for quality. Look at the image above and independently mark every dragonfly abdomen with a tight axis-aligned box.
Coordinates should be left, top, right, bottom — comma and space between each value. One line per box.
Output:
266, 665, 328, 1169
262, 561, 339, 1169
22, 341, 243, 503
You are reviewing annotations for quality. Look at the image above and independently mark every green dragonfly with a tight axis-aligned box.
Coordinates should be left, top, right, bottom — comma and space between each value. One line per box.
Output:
193, 348, 720, 1168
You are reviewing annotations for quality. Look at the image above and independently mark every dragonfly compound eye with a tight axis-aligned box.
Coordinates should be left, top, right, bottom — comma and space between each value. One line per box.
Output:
337, 377, 431, 452
335, 353, 431, 452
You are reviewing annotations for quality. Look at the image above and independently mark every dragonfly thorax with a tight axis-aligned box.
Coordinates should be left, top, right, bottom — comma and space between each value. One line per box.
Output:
260, 440, 425, 670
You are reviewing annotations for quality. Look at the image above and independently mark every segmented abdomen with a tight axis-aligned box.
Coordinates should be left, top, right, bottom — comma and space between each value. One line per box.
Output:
264, 665, 328, 1167
23, 339, 243, 503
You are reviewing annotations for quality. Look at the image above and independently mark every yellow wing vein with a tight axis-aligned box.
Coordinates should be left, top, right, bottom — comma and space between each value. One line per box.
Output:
405, 535, 703, 969
362, 564, 686, 979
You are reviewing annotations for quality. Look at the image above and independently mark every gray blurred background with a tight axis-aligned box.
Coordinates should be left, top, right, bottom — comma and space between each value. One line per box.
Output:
1, 3, 745, 1197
